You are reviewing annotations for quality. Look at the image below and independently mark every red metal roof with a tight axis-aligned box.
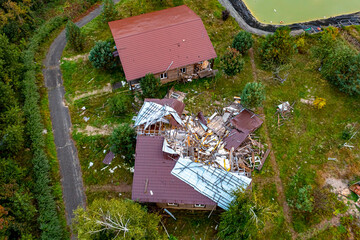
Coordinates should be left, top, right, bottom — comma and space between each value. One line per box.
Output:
230, 109, 263, 133
108, 5, 217, 81
132, 136, 215, 205
223, 129, 249, 151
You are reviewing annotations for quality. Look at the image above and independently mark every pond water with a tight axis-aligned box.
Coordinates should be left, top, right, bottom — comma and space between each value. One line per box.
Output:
242, 0, 360, 24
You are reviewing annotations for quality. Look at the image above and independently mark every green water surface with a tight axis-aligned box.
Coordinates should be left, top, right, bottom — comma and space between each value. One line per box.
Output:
242, 0, 360, 24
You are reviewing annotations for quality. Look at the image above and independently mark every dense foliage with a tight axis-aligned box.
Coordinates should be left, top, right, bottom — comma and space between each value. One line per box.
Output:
241, 82, 266, 109
89, 40, 117, 70
259, 27, 296, 69
287, 172, 314, 214
321, 44, 360, 96
65, 20, 84, 51
109, 124, 137, 166
218, 190, 275, 240
232, 31, 253, 54
102, 0, 118, 23
140, 73, 161, 99
73, 198, 164, 239
22, 16, 67, 239
109, 93, 133, 115
220, 48, 244, 76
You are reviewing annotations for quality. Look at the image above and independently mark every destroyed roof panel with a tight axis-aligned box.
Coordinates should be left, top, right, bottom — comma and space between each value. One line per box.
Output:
171, 158, 252, 210
223, 129, 249, 151
108, 5, 217, 81
145, 99, 185, 116
230, 109, 263, 133
145, 98, 185, 127
132, 136, 215, 205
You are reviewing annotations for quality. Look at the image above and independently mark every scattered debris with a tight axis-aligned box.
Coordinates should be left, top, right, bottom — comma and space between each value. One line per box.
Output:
103, 151, 115, 165
164, 208, 176, 220
300, 98, 315, 105
88, 162, 94, 168
83, 117, 90, 122
276, 101, 294, 126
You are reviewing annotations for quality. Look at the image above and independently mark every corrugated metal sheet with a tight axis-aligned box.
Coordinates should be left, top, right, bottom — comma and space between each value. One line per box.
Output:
223, 129, 249, 151
108, 5, 217, 81
132, 136, 215, 205
171, 157, 252, 210
230, 109, 263, 133
145, 98, 185, 127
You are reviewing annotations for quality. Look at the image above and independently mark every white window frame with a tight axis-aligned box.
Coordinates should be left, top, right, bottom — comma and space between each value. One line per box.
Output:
160, 72, 168, 79
194, 204, 206, 208
167, 203, 179, 207
180, 67, 186, 73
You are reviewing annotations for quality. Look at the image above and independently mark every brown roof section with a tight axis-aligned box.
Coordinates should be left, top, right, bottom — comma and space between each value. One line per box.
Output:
230, 109, 263, 133
108, 5, 217, 81
223, 129, 248, 151
132, 136, 215, 205
145, 98, 185, 127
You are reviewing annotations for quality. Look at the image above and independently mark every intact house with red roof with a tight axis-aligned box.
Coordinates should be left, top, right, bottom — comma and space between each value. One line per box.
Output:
108, 5, 217, 89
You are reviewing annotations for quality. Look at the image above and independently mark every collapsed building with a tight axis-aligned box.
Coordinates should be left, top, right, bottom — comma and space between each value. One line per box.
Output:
131, 96, 269, 210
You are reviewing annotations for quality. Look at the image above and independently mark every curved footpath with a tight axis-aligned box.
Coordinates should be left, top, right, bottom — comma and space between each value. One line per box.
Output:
218, 0, 304, 36
43, 0, 121, 230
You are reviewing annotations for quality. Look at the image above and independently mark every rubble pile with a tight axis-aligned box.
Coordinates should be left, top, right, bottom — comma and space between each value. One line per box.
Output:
134, 97, 270, 178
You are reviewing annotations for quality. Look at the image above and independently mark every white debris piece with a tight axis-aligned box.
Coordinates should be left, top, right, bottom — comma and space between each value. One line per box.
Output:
88, 162, 93, 168
83, 117, 90, 122
81, 106, 86, 110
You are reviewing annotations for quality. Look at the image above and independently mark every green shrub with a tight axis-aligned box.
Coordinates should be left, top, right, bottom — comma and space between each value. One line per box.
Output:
109, 94, 132, 115
321, 44, 360, 96
102, 0, 118, 23
259, 27, 296, 69
109, 124, 136, 166
65, 21, 84, 51
140, 73, 161, 99
220, 48, 244, 76
89, 40, 116, 70
241, 82, 265, 109
232, 31, 253, 54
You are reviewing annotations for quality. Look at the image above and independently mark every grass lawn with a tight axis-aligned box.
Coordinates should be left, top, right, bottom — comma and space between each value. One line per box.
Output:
60, 0, 360, 239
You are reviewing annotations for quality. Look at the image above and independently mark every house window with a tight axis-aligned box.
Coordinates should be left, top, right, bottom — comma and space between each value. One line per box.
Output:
194, 204, 206, 208
160, 73, 167, 79
167, 203, 179, 207
180, 67, 186, 73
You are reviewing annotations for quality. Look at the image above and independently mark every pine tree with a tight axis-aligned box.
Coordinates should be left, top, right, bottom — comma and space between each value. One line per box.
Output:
65, 21, 84, 51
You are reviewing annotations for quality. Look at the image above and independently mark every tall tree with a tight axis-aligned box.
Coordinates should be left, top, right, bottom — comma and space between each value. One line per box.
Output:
65, 20, 84, 51
109, 124, 136, 166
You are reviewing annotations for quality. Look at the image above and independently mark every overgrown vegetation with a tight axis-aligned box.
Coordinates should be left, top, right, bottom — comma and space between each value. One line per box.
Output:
259, 26, 296, 69
102, 0, 118, 23
220, 48, 245, 76
109, 93, 133, 115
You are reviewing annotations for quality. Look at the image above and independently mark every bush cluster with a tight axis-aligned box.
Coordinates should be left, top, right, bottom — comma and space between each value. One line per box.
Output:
109, 94, 133, 115
109, 124, 136, 166
102, 0, 118, 23
241, 82, 266, 109
22, 16, 67, 240
220, 48, 244, 76
89, 40, 117, 70
232, 31, 253, 54
139, 73, 161, 99
259, 27, 296, 69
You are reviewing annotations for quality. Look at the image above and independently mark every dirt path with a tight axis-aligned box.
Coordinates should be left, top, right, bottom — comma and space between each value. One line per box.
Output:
73, 83, 112, 101
248, 48, 297, 238
86, 184, 132, 193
